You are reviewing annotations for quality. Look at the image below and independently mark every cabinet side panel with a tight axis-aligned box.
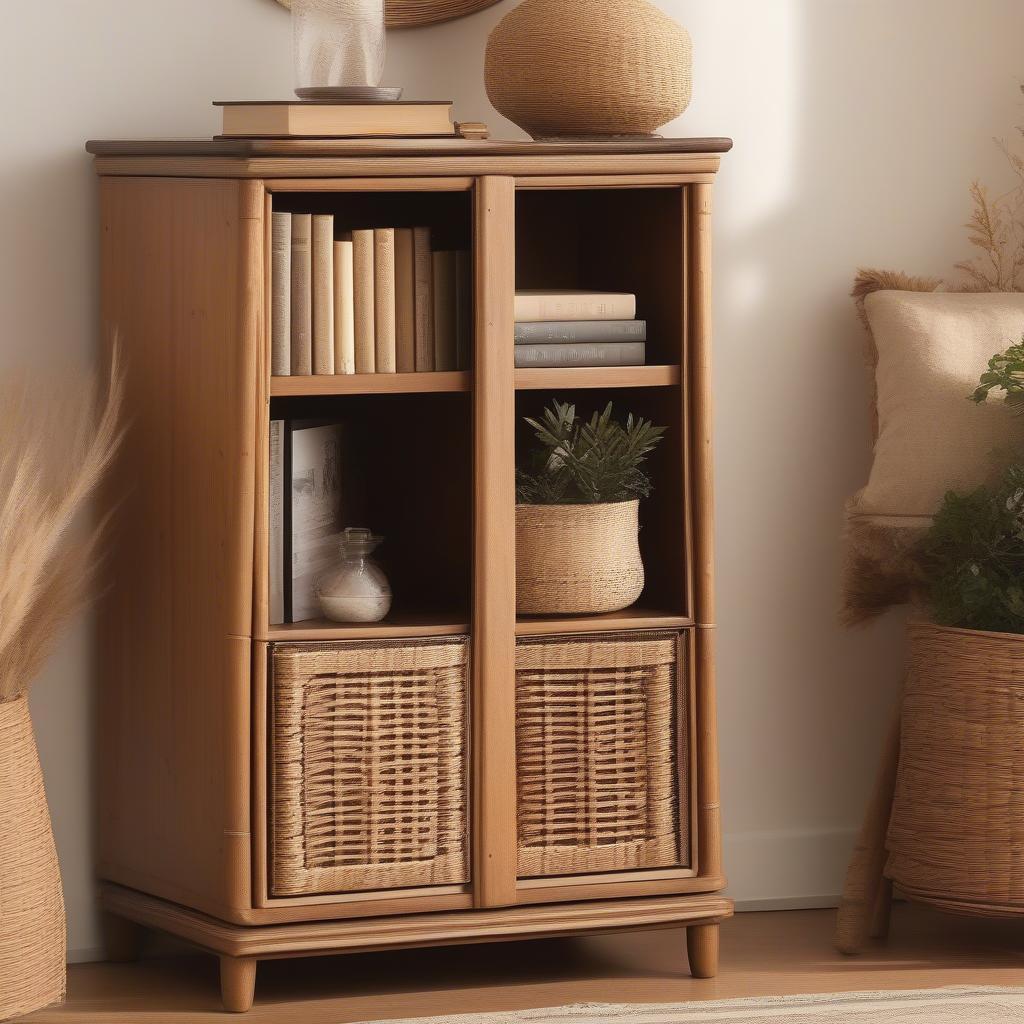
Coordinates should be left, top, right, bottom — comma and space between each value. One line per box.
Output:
97, 176, 260, 917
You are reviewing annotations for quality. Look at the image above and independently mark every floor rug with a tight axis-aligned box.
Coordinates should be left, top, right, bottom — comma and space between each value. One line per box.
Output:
360, 988, 1024, 1024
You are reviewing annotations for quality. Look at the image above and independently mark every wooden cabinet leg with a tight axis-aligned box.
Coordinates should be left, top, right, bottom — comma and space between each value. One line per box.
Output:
101, 911, 144, 962
220, 956, 257, 1013
870, 876, 894, 940
686, 922, 720, 979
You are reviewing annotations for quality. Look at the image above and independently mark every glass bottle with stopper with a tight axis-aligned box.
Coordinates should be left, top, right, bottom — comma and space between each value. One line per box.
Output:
291, 0, 401, 101
317, 528, 393, 623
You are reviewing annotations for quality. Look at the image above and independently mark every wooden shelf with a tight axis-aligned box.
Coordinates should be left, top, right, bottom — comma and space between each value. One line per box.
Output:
271, 371, 471, 397
516, 606, 693, 637
266, 609, 470, 642
514, 365, 680, 391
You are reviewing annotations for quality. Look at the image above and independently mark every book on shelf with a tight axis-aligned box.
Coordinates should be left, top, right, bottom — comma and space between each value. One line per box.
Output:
456, 250, 473, 371
433, 250, 458, 371
290, 214, 313, 375
514, 290, 636, 323
311, 214, 335, 374
514, 319, 647, 344
514, 341, 646, 368
272, 421, 347, 624
394, 228, 417, 373
269, 419, 285, 624
352, 229, 376, 373
217, 100, 455, 139
271, 213, 291, 376
333, 235, 355, 374
413, 227, 435, 372
373, 228, 397, 373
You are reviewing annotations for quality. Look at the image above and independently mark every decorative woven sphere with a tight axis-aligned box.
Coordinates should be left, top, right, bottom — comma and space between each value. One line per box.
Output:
484, 0, 692, 139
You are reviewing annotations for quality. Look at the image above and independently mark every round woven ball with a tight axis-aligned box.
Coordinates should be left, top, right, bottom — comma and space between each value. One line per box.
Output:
484, 0, 692, 139
275, 0, 502, 30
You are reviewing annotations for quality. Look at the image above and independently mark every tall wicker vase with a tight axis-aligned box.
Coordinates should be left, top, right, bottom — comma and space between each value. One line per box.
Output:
886, 622, 1024, 914
516, 500, 644, 615
484, 0, 692, 139
0, 697, 66, 1021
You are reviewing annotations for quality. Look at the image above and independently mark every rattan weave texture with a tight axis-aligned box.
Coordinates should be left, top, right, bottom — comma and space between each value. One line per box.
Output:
887, 622, 1024, 910
515, 631, 684, 877
271, 637, 469, 897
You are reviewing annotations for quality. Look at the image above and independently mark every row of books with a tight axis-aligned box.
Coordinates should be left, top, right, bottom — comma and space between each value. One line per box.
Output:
513, 290, 646, 368
272, 212, 471, 377
269, 419, 346, 624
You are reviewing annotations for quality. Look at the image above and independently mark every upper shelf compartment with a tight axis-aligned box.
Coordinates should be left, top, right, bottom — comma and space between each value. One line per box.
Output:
514, 186, 686, 372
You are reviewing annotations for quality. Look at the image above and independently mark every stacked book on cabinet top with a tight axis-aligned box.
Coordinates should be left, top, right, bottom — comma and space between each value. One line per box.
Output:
513, 290, 645, 368
272, 212, 471, 377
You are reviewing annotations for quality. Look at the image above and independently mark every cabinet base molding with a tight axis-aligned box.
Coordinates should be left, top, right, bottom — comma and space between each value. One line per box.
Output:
100, 881, 732, 961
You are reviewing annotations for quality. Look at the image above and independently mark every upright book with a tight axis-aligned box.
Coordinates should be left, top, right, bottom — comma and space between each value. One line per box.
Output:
270, 213, 291, 376
352, 229, 376, 373
290, 214, 313, 375
217, 100, 455, 139
333, 234, 356, 375
373, 228, 397, 373
311, 214, 335, 374
394, 228, 417, 373
413, 227, 435, 372
268, 419, 285, 624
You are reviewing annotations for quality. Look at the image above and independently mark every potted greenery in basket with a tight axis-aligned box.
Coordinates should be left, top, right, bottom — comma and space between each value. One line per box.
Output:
515, 400, 665, 615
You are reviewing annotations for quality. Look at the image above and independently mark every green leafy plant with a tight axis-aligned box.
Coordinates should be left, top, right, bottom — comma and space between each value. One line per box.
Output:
916, 463, 1024, 633
971, 337, 1024, 409
515, 401, 665, 505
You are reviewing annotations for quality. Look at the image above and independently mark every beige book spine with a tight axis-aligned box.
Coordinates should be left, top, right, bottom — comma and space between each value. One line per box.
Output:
311, 214, 335, 375
455, 249, 472, 371
333, 236, 355, 375
352, 228, 375, 373
513, 290, 636, 322
432, 250, 458, 372
290, 213, 312, 375
413, 227, 435, 372
394, 228, 416, 374
271, 212, 291, 376
374, 228, 397, 374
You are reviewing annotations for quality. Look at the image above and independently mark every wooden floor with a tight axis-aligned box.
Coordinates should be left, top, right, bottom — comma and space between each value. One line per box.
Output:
31, 903, 1024, 1022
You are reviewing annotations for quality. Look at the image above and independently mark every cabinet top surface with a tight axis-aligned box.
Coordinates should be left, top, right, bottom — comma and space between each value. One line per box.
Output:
86, 136, 733, 159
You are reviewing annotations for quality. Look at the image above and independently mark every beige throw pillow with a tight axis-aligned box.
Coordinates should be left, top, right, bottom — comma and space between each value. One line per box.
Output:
851, 290, 1024, 523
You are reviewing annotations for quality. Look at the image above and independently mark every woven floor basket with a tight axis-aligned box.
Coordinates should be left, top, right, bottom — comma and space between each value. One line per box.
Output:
516, 501, 644, 616
484, 0, 692, 139
0, 697, 66, 1020
887, 622, 1024, 911
271, 637, 469, 897
515, 631, 684, 877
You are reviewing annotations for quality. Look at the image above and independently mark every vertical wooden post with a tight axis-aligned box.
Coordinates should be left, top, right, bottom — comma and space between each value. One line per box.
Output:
690, 183, 723, 884
473, 176, 518, 908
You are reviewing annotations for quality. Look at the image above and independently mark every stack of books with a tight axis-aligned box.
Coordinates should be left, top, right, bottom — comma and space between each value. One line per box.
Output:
272, 212, 471, 376
218, 100, 458, 139
513, 290, 646, 368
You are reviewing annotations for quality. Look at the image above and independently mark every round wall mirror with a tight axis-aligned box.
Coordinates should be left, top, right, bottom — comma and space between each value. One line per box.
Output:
275, 0, 503, 29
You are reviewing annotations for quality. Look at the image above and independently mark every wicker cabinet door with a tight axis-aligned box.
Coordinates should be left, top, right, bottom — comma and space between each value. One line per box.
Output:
270, 637, 469, 897
515, 630, 688, 878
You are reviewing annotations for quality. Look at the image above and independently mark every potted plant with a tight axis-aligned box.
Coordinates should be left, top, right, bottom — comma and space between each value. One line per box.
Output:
883, 338, 1024, 917
515, 400, 665, 615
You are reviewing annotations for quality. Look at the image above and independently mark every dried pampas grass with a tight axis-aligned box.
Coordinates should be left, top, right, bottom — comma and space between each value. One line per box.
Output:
0, 349, 123, 704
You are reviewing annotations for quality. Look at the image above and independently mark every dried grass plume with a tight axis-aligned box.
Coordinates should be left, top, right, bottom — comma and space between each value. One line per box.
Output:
0, 348, 123, 703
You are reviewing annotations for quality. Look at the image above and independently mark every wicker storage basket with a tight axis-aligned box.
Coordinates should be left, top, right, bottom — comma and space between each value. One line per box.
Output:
484, 0, 692, 139
515, 631, 685, 877
887, 622, 1024, 911
0, 697, 66, 1020
516, 501, 644, 615
270, 637, 469, 897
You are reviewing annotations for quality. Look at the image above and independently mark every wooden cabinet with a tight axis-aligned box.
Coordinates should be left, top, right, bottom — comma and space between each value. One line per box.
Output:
89, 137, 732, 1012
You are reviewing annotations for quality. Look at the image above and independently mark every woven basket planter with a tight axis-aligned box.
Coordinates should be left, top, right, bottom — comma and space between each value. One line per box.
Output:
515, 500, 644, 615
270, 637, 469, 897
887, 622, 1024, 912
516, 631, 684, 877
484, 0, 692, 139
0, 697, 66, 1020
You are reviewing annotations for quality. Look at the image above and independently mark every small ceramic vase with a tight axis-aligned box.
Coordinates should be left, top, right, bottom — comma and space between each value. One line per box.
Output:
317, 527, 393, 623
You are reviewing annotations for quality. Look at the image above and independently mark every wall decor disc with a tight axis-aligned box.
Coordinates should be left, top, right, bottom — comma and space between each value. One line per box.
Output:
275, 0, 502, 29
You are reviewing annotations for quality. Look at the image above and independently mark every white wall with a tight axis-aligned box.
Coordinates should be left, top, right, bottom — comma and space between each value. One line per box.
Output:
3, 0, 1022, 963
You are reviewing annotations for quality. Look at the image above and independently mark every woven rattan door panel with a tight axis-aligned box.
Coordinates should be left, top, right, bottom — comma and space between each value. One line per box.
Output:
515, 630, 687, 878
270, 637, 469, 898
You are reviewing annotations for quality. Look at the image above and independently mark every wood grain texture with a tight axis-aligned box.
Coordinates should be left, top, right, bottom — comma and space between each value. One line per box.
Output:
97, 176, 260, 922
220, 957, 257, 1013
473, 176, 518, 908
514, 365, 679, 390
686, 922, 719, 978
100, 883, 732, 959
